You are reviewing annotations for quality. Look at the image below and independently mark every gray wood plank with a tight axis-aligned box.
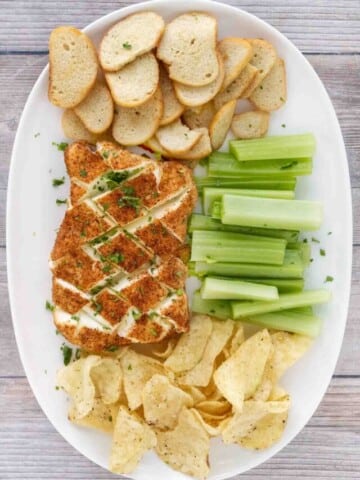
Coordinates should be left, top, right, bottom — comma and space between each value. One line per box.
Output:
0, 0, 359, 54
1, 245, 359, 378
0, 376, 359, 479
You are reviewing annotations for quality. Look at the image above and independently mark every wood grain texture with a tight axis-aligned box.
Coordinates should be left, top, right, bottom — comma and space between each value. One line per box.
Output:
1, 1, 360, 478
0, 0, 359, 53
0, 377, 359, 479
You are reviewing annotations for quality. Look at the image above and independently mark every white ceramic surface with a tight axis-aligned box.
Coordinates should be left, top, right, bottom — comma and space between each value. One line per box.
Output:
7, 1, 352, 478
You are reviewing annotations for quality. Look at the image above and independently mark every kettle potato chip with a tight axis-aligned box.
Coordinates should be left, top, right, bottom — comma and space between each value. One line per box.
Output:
90, 357, 122, 405
156, 408, 210, 480
142, 374, 193, 430
214, 329, 272, 411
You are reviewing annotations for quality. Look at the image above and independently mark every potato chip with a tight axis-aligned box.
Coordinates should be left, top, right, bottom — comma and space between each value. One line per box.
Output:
69, 399, 118, 433
238, 400, 290, 449
120, 349, 166, 410
230, 324, 245, 355
190, 408, 222, 437
178, 319, 233, 387
150, 338, 177, 359
254, 332, 311, 401
221, 398, 290, 444
182, 385, 207, 405
271, 332, 312, 379
164, 315, 213, 373
198, 410, 230, 426
213, 329, 272, 411
110, 406, 157, 475
156, 408, 210, 480
90, 357, 122, 405
196, 399, 231, 416
142, 374, 193, 430
57, 355, 100, 418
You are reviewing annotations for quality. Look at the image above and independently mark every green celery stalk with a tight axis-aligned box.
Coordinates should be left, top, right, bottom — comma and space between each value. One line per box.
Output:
229, 133, 316, 161
238, 278, 304, 293
191, 244, 286, 265
200, 277, 279, 301
202, 187, 295, 215
192, 291, 232, 319
194, 250, 304, 279
212, 201, 221, 219
221, 195, 323, 231
243, 309, 322, 337
192, 230, 287, 246
208, 152, 312, 177
188, 214, 299, 242
287, 242, 312, 265
195, 176, 297, 191
232, 289, 331, 318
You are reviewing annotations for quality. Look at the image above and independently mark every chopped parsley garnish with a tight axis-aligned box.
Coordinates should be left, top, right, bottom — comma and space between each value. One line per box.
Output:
121, 185, 135, 195
102, 263, 112, 273
149, 312, 159, 319
150, 328, 158, 337
311, 237, 320, 243
175, 289, 184, 296
101, 150, 109, 159
60, 344, 72, 366
102, 171, 130, 189
71, 315, 80, 322
281, 124, 286, 128
303, 238, 308, 243
79, 169, 88, 178
52, 176, 65, 187
107, 252, 124, 264
320, 248, 326, 256
108, 416, 113, 422
154, 151, 162, 161
89, 232, 111, 246
102, 203, 110, 212
90, 285, 103, 296
127, 364, 132, 370
92, 302, 103, 315
123, 41, 132, 49
328, 231, 332, 235
324, 275, 334, 283
133, 310, 142, 321
280, 160, 298, 170
118, 195, 141, 212
52, 141, 68, 151
34, 132, 40, 138
75, 349, 81, 360
56, 198, 67, 205
280, 96, 285, 102
106, 345, 118, 352
45, 300, 55, 312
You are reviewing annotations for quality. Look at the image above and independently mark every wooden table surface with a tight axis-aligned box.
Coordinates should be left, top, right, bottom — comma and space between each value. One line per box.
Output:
1, 1, 359, 478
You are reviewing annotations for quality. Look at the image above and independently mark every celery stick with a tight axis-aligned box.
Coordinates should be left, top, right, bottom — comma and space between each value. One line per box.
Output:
191, 244, 286, 265
192, 230, 287, 246
189, 214, 299, 242
201, 277, 279, 301
231, 290, 331, 318
203, 187, 295, 215
288, 242, 312, 265
195, 176, 297, 191
212, 202, 221, 219
221, 195, 323, 231
194, 250, 304, 279
208, 152, 312, 177
238, 278, 304, 293
243, 309, 322, 337
229, 133, 316, 161
192, 291, 232, 319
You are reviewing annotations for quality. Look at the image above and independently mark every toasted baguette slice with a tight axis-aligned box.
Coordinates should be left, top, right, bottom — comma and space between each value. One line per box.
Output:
74, 82, 114, 134
48, 27, 98, 108
62, 110, 99, 142
209, 100, 236, 150
231, 111, 270, 139
99, 12, 165, 71
157, 12, 219, 87
173, 128, 212, 160
183, 102, 216, 130
214, 64, 258, 110
241, 70, 261, 99
218, 38, 253, 89
173, 53, 225, 107
105, 52, 159, 107
112, 87, 163, 145
250, 58, 287, 111
156, 119, 202, 154
245, 39, 277, 94
159, 64, 184, 126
